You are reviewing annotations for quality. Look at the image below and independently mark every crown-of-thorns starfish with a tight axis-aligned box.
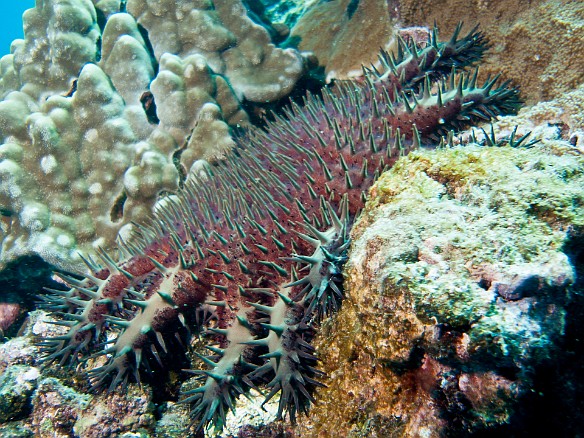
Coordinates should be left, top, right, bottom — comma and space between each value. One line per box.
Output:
38, 24, 522, 432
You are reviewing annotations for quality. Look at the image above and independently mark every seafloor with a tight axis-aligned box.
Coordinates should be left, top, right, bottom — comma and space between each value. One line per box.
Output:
0, 0, 583, 437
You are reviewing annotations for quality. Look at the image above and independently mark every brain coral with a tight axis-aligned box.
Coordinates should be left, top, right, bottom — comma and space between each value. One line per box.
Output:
0, 0, 308, 271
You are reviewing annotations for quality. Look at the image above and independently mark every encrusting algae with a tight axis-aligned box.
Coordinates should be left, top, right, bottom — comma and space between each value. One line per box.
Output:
298, 137, 583, 436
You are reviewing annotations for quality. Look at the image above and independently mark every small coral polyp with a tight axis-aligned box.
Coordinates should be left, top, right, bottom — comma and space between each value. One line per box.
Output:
38, 25, 521, 432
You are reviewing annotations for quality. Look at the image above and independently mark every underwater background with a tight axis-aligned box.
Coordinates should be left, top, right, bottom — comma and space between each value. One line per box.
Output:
0, 0, 583, 437
0, 1, 35, 56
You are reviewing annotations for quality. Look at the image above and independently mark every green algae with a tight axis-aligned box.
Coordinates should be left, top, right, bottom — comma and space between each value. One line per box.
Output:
0, 366, 39, 422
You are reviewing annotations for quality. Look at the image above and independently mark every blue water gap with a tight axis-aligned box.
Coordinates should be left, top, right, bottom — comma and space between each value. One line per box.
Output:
0, 1, 36, 56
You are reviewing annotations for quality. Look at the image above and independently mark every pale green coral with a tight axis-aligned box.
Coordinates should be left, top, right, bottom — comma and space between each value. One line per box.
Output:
13, 0, 100, 101
127, 0, 306, 102
0, 0, 307, 270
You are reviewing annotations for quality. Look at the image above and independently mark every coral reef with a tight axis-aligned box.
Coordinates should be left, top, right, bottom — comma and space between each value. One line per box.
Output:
490, 84, 584, 144
35, 25, 521, 434
294, 128, 583, 435
126, 0, 306, 103
0, 0, 308, 272
0, 1, 580, 436
0, 310, 158, 437
396, 0, 584, 104
290, 0, 402, 82
31, 377, 92, 437
0, 365, 39, 422
250, 0, 319, 29
289, 0, 584, 104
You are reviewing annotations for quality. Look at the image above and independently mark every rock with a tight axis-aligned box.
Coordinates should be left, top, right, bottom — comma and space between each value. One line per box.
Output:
73, 385, 155, 438
397, 0, 584, 105
0, 365, 40, 422
0, 421, 34, 437
295, 136, 583, 436
155, 402, 194, 438
30, 378, 90, 438
28, 373, 155, 438
0, 308, 159, 437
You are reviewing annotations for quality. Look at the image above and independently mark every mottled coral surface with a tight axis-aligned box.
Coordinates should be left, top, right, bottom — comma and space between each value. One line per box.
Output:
291, 0, 400, 81
0, 0, 307, 272
296, 135, 583, 436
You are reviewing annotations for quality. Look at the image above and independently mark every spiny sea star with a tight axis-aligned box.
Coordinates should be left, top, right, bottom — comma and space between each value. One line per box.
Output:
38, 24, 521, 432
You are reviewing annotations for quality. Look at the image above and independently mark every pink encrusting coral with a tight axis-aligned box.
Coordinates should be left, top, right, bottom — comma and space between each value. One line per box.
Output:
38, 25, 521, 432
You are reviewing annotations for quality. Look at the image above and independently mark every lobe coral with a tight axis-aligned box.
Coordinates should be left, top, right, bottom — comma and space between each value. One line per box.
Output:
38, 25, 522, 433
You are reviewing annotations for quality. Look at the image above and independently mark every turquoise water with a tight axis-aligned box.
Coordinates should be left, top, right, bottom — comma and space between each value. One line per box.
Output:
0, 1, 35, 56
